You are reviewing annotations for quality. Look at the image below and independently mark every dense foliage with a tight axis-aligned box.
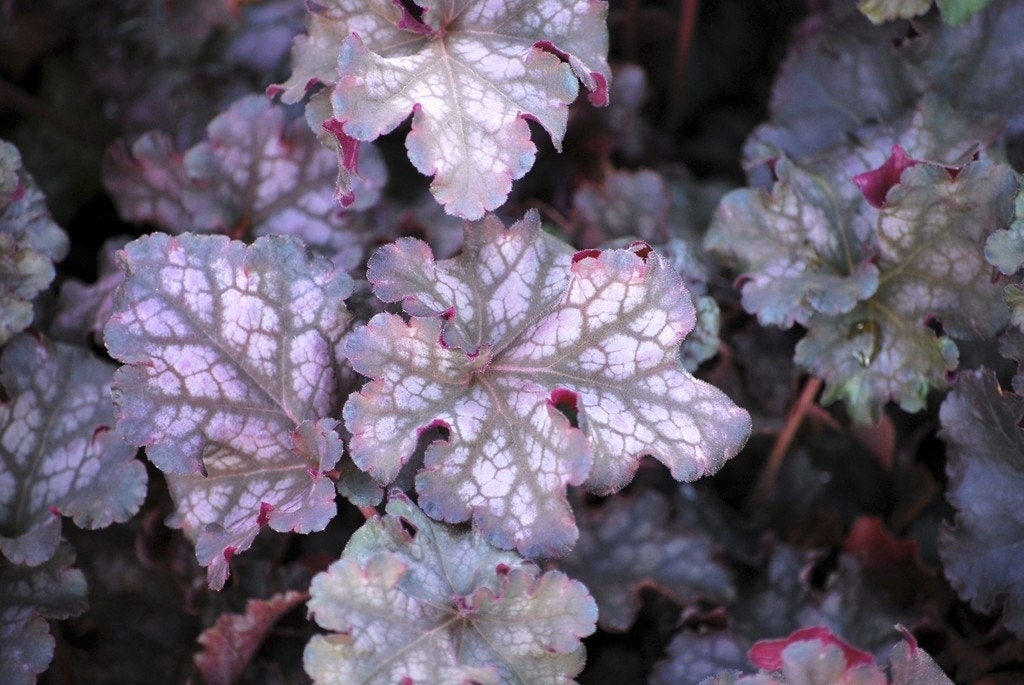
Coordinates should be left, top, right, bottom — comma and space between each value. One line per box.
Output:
2, 0, 1024, 683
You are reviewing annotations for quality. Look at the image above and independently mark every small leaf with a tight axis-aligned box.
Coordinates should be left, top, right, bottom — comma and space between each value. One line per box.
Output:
105, 233, 352, 588
557, 489, 735, 632
104, 95, 388, 272
277, 0, 611, 218
938, 368, 1024, 636
0, 140, 70, 346
0, 542, 87, 685
0, 334, 146, 566
345, 211, 750, 557
856, 0, 933, 23
303, 494, 597, 685
194, 589, 308, 685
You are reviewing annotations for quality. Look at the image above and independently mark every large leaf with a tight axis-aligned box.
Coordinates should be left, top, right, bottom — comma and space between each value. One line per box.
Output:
275, 0, 611, 219
344, 211, 750, 557
0, 334, 146, 566
104, 233, 353, 588
304, 494, 596, 684
0, 543, 87, 685
104, 94, 387, 272
0, 140, 69, 346
708, 114, 1017, 422
938, 369, 1024, 636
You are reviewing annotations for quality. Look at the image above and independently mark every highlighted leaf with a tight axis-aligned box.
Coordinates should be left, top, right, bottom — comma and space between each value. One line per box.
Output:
105, 233, 352, 588
0, 140, 69, 346
0, 335, 146, 566
345, 211, 750, 557
276, 0, 611, 218
0, 543, 87, 685
303, 494, 596, 685
104, 95, 387, 272
939, 369, 1024, 636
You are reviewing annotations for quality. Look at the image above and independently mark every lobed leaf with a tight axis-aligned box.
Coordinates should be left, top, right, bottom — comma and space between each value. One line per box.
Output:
0, 335, 146, 566
938, 369, 1024, 636
0, 140, 70, 346
304, 494, 596, 685
0, 543, 87, 685
104, 94, 388, 272
105, 233, 353, 588
276, 0, 611, 219
345, 211, 750, 557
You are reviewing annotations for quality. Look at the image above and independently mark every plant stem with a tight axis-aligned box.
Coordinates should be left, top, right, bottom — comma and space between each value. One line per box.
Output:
664, 0, 699, 135
748, 376, 823, 509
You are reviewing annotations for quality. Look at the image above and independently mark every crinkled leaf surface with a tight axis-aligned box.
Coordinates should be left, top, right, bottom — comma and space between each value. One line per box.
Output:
105, 233, 353, 588
557, 489, 734, 631
0, 334, 145, 566
0, 140, 69, 346
710, 115, 1017, 423
194, 589, 308, 685
277, 0, 611, 219
0, 542, 87, 685
345, 211, 750, 557
304, 494, 596, 685
985, 179, 1024, 276
105, 95, 387, 272
938, 369, 1024, 636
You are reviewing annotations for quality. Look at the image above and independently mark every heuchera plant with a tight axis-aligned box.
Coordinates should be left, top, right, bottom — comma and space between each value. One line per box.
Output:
4, 0, 1024, 683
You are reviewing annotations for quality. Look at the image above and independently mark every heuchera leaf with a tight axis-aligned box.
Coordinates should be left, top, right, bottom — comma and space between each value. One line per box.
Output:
938, 368, 1024, 636
276, 0, 611, 219
0, 334, 146, 566
51, 236, 129, 346
984, 178, 1024, 276
856, 0, 933, 23
0, 140, 70, 346
194, 590, 308, 685
709, 114, 1017, 422
104, 233, 353, 588
104, 94, 387, 272
303, 493, 597, 685
0, 543, 87, 685
345, 211, 750, 557
557, 489, 735, 632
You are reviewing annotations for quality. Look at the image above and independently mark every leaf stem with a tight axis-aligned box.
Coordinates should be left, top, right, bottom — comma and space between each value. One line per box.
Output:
664, 0, 700, 135
0, 76, 105, 149
748, 375, 823, 509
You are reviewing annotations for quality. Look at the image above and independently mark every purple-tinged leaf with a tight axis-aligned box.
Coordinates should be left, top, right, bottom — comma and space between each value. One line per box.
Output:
104, 95, 387, 273
304, 493, 597, 684
0, 140, 69, 346
938, 369, 1024, 636
571, 169, 672, 249
0, 334, 145, 566
794, 160, 1015, 423
747, 626, 875, 672
345, 211, 750, 557
557, 489, 735, 632
51, 236, 129, 346
0, 542, 87, 685
277, 0, 611, 218
194, 589, 308, 685
105, 233, 353, 588
984, 178, 1024, 276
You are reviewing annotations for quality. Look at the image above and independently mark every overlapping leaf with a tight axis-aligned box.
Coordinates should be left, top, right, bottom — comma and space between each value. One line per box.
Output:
0, 140, 69, 346
938, 369, 1024, 636
0, 334, 146, 566
104, 233, 353, 588
0, 543, 87, 685
708, 104, 1017, 422
304, 494, 596, 684
104, 94, 387, 272
345, 211, 750, 557
557, 489, 734, 631
275, 0, 611, 219
857, 0, 993, 25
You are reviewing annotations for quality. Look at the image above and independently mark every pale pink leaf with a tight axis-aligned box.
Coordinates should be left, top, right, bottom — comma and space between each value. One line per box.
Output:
104, 233, 352, 588
345, 211, 750, 557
